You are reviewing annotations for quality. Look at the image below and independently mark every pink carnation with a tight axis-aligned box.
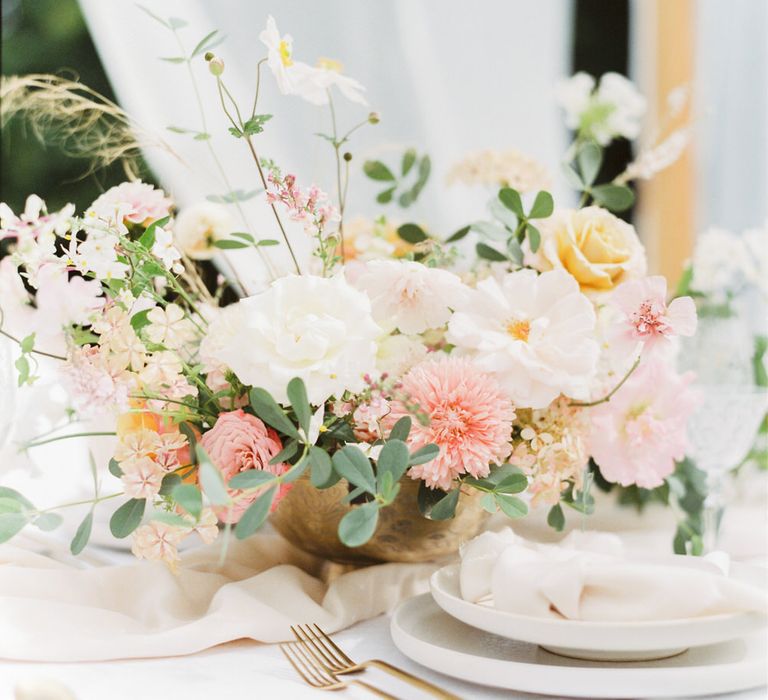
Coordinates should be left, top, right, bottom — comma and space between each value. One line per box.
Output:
200, 409, 290, 523
609, 276, 697, 356
589, 357, 699, 488
90, 181, 172, 226
386, 356, 515, 490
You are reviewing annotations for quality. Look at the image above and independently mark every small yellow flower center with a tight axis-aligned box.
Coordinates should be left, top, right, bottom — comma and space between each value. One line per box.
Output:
506, 319, 530, 342
278, 39, 293, 67
317, 57, 343, 73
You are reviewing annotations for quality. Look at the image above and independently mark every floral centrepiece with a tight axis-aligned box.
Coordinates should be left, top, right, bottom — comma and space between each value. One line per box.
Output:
0, 12, 707, 567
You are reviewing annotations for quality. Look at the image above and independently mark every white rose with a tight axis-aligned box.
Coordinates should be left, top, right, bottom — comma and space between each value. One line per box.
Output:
447, 269, 599, 409
354, 259, 468, 334
203, 274, 380, 404
172, 202, 234, 260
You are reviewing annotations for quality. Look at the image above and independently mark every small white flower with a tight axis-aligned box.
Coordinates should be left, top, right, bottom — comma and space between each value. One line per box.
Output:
151, 226, 183, 271
172, 202, 234, 260
73, 230, 130, 280
260, 15, 296, 94
145, 303, 196, 349
354, 260, 468, 334
557, 72, 646, 145
139, 350, 183, 388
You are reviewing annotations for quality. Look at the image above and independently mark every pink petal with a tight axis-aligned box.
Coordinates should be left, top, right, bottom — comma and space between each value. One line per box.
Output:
666, 296, 697, 337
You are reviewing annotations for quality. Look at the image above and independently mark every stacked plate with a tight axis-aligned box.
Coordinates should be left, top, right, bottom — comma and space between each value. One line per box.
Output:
390, 563, 768, 697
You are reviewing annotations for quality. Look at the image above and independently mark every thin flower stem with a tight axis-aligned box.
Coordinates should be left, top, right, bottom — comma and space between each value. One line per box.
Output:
327, 91, 346, 259
570, 355, 641, 408
23, 431, 117, 450
36, 492, 123, 514
251, 58, 267, 119
128, 394, 216, 419
172, 29, 272, 288
216, 78, 302, 275
0, 328, 66, 361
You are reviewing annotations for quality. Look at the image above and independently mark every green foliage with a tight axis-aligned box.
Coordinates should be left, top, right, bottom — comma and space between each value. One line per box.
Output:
364, 150, 431, 208
229, 114, 273, 138
547, 503, 565, 531
172, 483, 203, 519
332, 446, 376, 493
286, 378, 312, 436
338, 501, 379, 547
249, 388, 301, 440
397, 223, 429, 244
109, 498, 146, 538
234, 486, 277, 539
70, 511, 93, 555
206, 189, 261, 204
196, 446, 231, 505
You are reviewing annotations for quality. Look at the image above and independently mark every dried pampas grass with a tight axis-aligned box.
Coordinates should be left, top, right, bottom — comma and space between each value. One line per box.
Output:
0, 73, 178, 180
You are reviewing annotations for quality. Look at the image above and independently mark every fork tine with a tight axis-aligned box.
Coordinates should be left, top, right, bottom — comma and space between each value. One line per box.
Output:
291, 641, 335, 684
313, 624, 355, 666
280, 643, 322, 688
292, 624, 344, 671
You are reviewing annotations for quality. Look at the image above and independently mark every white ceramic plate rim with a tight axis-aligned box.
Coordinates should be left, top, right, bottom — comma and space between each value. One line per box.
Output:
430, 563, 766, 651
390, 594, 768, 698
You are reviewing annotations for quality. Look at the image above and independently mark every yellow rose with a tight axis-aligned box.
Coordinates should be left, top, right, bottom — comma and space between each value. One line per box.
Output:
535, 206, 646, 292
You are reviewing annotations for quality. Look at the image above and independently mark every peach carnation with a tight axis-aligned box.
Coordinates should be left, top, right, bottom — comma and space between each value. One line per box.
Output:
387, 356, 515, 490
200, 409, 290, 523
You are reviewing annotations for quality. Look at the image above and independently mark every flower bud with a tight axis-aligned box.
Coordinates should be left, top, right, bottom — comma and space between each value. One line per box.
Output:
368, 111, 380, 125
208, 56, 225, 76
343, 152, 353, 162
204, 51, 215, 61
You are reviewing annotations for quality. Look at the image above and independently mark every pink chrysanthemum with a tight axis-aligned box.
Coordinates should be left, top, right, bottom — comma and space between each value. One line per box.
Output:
589, 356, 699, 488
386, 356, 515, 490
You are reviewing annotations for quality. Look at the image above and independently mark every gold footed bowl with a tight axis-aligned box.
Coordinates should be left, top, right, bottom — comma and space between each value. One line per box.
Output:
271, 475, 490, 564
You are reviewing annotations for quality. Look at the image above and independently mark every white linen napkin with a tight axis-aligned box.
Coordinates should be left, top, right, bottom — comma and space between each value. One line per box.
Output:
459, 529, 768, 621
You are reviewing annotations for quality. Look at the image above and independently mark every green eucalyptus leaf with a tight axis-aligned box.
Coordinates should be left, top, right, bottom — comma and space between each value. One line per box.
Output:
495, 493, 528, 518
376, 187, 396, 204
445, 225, 471, 243
388, 416, 412, 442
269, 439, 299, 465
158, 473, 182, 496
563, 163, 584, 189
506, 236, 524, 264
0, 486, 34, 510
577, 142, 603, 186
70, 511, 93, 555
471, 221, 508, 240
172, 483, 203, 519
228, 470, 276, 489
480, 493, 497, 513
109, 498, 146, 539
417, 481, 446, 517
528, 191, 554, 219
409, 443, 439, 466
249, 388, 301, 439
476, 242, 508, 262
591, 184, 635, 212
281, 455, 309, 483
547, 503, 565, 531
498, 188, 525, 218
526, 224, 542, 253
214, 239, 250, 249
34, 512, 63, 532
428, 488, 460, 521
402, 149, 417, 176
234, 486, 277, 539
337, 501, 379, 547
0, 511, 27, 544
363, 160, 395, 181
286, 377, 312, 437
309, 446, 335, 488
150, 511, 192, 528
494, 473, 528, 494
397, 223, 428, 244
197, 446, 231, 505
332, 447, 376, 493
376, 439, 410, 486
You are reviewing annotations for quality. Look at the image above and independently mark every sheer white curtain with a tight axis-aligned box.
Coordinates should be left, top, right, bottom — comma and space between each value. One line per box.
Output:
78, 0, 573, 290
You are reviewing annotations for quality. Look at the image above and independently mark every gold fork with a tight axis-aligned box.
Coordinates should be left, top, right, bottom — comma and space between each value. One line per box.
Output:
280, 640, 397, 698
292, 624, 461, 700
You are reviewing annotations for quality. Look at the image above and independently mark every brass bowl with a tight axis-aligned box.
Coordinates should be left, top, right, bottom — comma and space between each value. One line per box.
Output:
270, 475, 490, 564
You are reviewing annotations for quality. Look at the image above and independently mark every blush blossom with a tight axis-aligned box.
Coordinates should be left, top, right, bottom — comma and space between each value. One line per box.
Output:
89, 181, 172, 227
386, 356, 515, 491
199, 410, 290, 523
589, 357, 699, 488
355, 260, 468, 335
609, 276, 697, 357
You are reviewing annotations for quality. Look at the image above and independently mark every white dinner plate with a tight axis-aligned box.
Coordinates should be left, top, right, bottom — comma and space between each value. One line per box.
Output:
390, 593, 768, 698
430, 563, 767, 660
